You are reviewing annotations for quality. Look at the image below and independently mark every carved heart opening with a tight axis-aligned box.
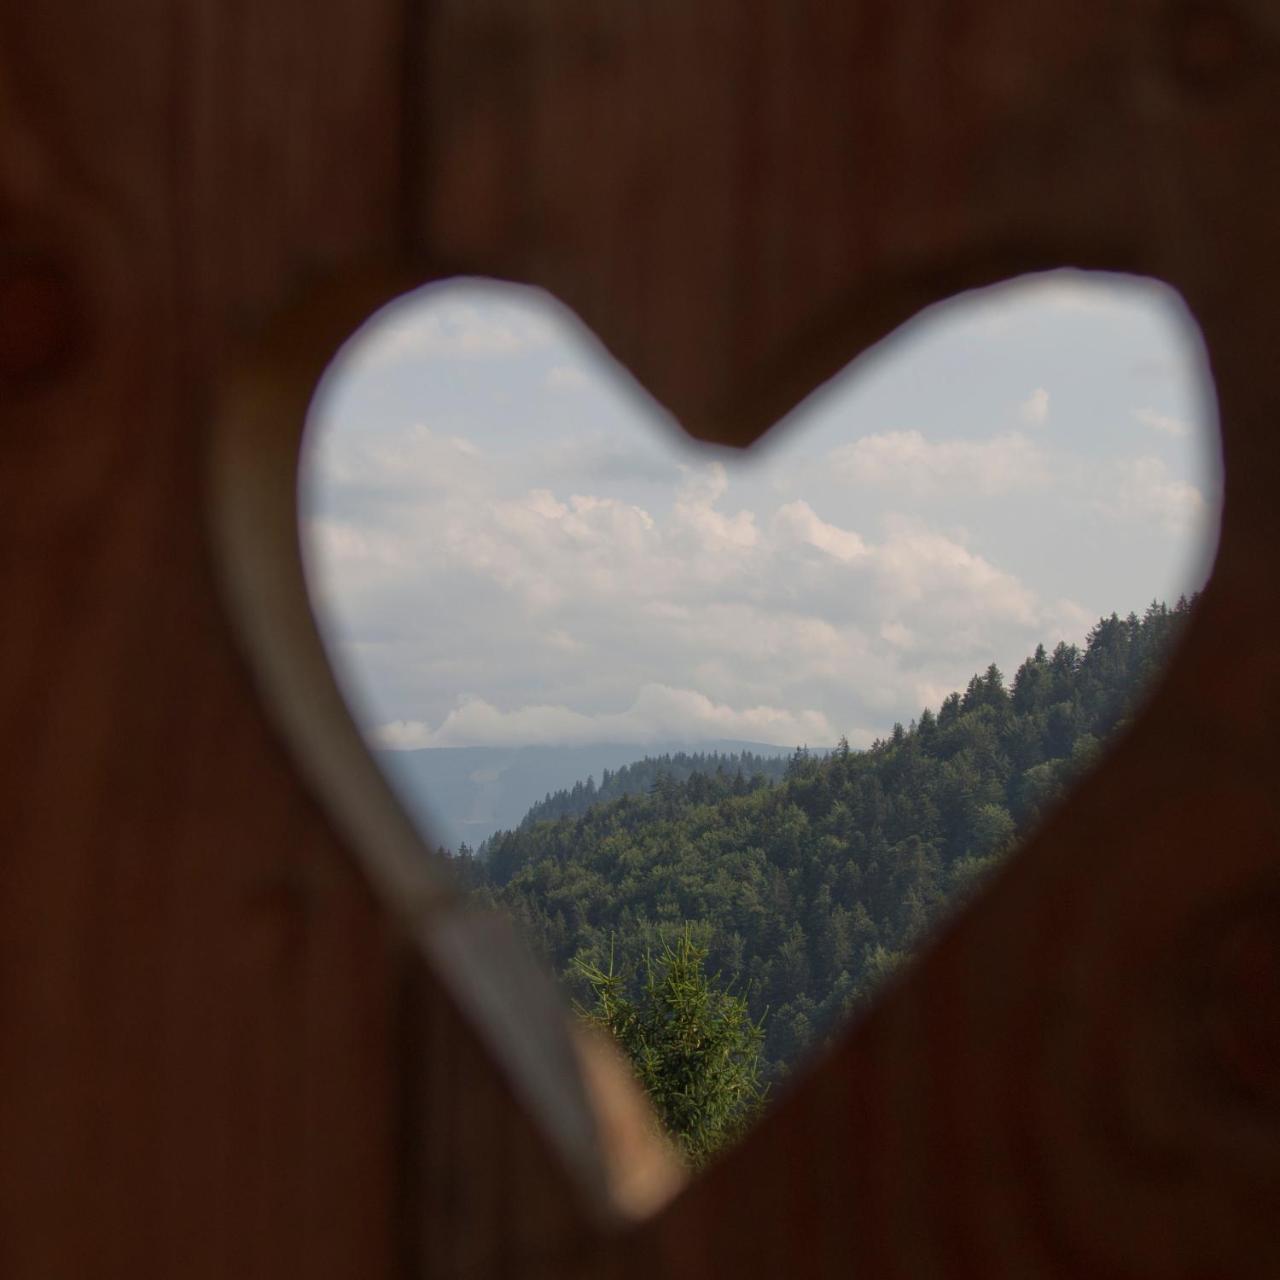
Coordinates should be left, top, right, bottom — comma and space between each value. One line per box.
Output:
293, 269, 1219, 1174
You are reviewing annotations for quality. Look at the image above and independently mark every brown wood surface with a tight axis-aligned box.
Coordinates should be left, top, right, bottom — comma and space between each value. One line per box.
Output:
2, 0, 1278, 1277
0, 3, 658, 1276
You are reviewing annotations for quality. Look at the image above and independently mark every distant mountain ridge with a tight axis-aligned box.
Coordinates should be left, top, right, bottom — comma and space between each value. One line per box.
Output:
516, 749, 801, 830
377, 739, 797, 852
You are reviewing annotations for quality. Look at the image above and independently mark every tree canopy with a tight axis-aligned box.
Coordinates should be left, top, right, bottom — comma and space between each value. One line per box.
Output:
459, 598, 1194, 1079
575, 929, 767, 1166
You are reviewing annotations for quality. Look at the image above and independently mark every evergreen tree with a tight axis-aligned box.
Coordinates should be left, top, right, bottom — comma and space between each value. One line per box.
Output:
472, 598, 1195, 1080
575, 930, 767, 1167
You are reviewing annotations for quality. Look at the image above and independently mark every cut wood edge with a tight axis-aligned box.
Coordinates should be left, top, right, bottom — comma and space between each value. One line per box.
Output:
205, 263, 685, 1230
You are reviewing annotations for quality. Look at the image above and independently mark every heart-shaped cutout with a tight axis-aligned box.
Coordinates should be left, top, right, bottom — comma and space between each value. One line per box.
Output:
298, 269, 1220, 1165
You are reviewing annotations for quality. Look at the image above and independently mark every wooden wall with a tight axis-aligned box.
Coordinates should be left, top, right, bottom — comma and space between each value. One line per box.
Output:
1, 0, 1276, 1275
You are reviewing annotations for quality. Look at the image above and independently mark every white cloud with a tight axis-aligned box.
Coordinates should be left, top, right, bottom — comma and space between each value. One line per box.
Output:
1028, 276, 1164, 313
773, 500, 868, 562
1095, 456, 1206, 533
305, 278, 1217, 755
370, 719, 435, 749
545, 628, 586, 654
338, 293, 554, 370
308, 519, 407, 571
959, 270, 1175, 334
311, 419, 1098, 749
1134, 407, 1192, 438
673, 462, 759, 551
545, 364, 589, 391
828, 430, 1050, 498
1019, 387, 1050, 426
870, 527, 1038, 624
372, 685, 836, 750
880, 621, 916, 651
313, 423, 486, 496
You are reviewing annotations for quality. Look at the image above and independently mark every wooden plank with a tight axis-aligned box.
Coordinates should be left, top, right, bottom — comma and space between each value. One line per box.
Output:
0, 1, 673, 1272
419, 2, 1280, 1277
0, 0, 408, 1271
420, 0, 1146, 447
3, 0, 1280, 1276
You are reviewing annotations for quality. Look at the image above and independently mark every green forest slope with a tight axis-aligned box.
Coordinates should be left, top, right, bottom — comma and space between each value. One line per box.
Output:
460, 599, 1193, 1078
516, 749, 797, 829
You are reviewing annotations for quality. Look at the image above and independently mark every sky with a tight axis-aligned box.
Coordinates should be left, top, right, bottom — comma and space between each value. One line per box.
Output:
300, 270, 1222, 752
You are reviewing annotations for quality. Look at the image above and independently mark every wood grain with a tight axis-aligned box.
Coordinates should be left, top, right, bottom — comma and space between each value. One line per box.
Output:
2, 0, 1278, 1276
0, 2, 665, 1275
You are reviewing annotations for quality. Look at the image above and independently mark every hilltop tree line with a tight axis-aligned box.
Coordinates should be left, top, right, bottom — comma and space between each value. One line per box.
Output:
518, 750, 796, 829
458, 598, 1194, 1079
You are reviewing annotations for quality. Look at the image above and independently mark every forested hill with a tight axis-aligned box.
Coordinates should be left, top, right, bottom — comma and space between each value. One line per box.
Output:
515, 750, 799, 829
462, 599, 1194, 1079
379, 738, 791, 851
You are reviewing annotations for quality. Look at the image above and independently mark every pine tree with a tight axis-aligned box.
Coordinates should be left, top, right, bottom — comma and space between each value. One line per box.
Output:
574, 930, 768, 1167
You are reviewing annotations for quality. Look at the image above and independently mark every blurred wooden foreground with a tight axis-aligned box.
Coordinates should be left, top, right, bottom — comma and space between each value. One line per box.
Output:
1, 0, 1277, 1276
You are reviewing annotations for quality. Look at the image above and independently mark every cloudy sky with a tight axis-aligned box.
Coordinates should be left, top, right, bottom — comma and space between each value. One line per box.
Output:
301, 271, 1221, 752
